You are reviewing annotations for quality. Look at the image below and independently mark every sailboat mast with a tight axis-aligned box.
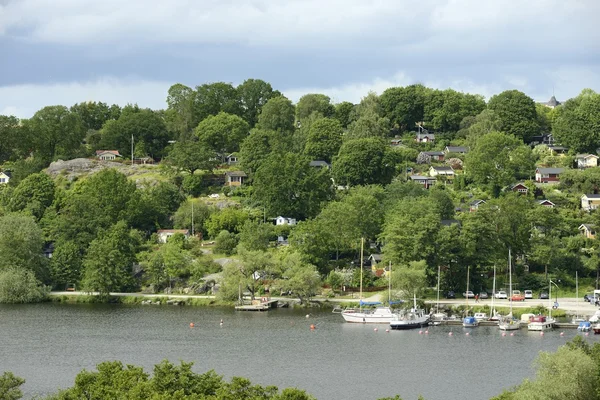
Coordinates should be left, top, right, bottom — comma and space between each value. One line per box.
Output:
508, 247, 513, 316
359, 237, 364, 311
436, 265, 441, 314
388, 261, 392, 304
491, 263, 496, 316
466, 266, 470, 312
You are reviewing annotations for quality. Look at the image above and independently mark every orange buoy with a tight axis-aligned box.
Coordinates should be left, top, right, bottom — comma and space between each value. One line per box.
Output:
310, 324, 316, 330
190, 322, 195, 328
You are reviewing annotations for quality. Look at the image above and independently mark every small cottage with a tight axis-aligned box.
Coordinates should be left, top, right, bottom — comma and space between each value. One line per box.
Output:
225, 171, 247, 186
429, 166, 455, 178
96, 150, 122, 161
469, 199, 486, 212
0, 171, 10, 185
511, 183, 529, 194
579, 224, 596, 239
444, 146, 469, 154
415, 133, 435, 143
275, 216, 297, 226
309, 160, 331, 169
157, 229, 190, 243
409, 175, 436, 189
535, 167, 564, 183
548, 145, 568, 156
226, 154, 238, 165
581, 194, 600, 211
536, 200, 555, 208
575, 154, 599, 169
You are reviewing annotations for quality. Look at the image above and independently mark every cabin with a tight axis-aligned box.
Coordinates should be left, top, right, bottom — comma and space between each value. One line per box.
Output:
95, 150, 122, 161
581, 194, 600, 211
225, 154, 238, 165
415, 133, 435, 143
429, 166, 455, 178
469, 199, 486, 212
390, 138, 402, 147
511, 183, 529, 194
418, 151, 445, 162
309, 160, 331, 169
0, 171, 10, 185
225, 171, 247, 186
579, 224, 596, 239
157, 229, 190, 243
444, 146, 468, 154
548, 145, 568, 156
530, 133, 554, 146
275, 216, 297, 226
535, 167, 564, 183
368, 254, 382, 271
409, 175, 436, 189
575, 154, 599, 169
536, 199, 555, 208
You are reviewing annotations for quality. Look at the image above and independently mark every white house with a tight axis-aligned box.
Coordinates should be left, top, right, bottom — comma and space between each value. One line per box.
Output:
0, 171, 10, 184
415, 133, 435, 143
429, 166, 455, 178
276, 216, 297, 226
96, 150, 122, 161
575, 154, 599, 169
226, 154, 238, 165
157, 229, 190, 243
444, 146, 469, 154
581, 194, 600, 211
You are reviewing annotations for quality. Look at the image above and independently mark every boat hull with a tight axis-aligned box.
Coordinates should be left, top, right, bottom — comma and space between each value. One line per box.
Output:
341, 307, 395, 324
498, 322, 520, 331
390, 319, 429, 330
528, 321, 555, 331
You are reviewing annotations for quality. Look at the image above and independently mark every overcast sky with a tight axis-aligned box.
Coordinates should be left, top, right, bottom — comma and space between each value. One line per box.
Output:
1, 0, 599, 118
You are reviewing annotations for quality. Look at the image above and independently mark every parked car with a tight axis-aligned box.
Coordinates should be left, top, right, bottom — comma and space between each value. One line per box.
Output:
539, 292, 549, 299
495, 291, 508, 299
446, 290, 456, 299
524, 290, 533, 299
479, 292, 489, 299
463, 290, 475, 298
511, 290, 525, 301
584, 293, 592, 302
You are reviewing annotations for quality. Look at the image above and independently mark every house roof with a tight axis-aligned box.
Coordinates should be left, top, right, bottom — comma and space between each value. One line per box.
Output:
536, 200, 555, 206
545, 96, 561, 107
575, 154, 599, 159
409, 175, 435, 181
579, 224, 595, 231
157, 229, 190, 235
511, 183, 528, 189
548, 145, 568, 151
309, 160, 330, 167
536, 167, 564, 174
430, 166, 454, 172
445, 146, 468, 153
225, 171, 247, 177
0, 171, 10, 178
368, 254, 382, 261
422, 151, 444, 156
95, 150, 121, 156
416, 133, 435, 139
583, 194, 600, 199
470, 199, 485, 206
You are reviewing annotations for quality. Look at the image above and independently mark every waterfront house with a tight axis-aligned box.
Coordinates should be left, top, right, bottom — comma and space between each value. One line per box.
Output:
157, 229, 190, 243
469, 199, 486, 211
579, 224, 596, 239
409, 175, 436, 189
511, 183, 529, 194
536, 199, 555, 208
535, 167, 564, 183
95, 150, 122, 161
429, 166, 455, 178
444, 146, 469, 154
415, 133, 435, 143
275, 216, 297, 226
575, 154, 599, 169
225, 171, 247, 186
0, 171, 10, 184
581, 194, 600, 211
548, 145, 568, 156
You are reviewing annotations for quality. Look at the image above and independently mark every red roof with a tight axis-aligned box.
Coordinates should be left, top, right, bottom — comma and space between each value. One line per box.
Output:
96, 150, 121, 156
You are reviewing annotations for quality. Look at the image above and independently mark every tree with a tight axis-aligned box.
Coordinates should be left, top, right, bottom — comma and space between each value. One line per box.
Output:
167, 140, 219, 175
166, 83, 196, 139
7, 172, 55, 220
0, 371, 25, 400
214, 230, 238, 256
205, 207, 250, 238
100, 108, 170, 159
252, 152, 333, 219
0, 214, 46, 278
423, 89, 486, 132
334, 101, 355, 128
194, 82, 242, 123
332, 138, 395, 186
0, 268, 49, 304
276, 251, 321, 304
553, 89, 600, 153
257, 96, 295, 133
25, 105, 86, 162
224, 248, 274, 300
304, 118, 343, 163
237, 79, 278, 127
50, 240, 85, 290
391, 260, 428, 299
238, 129, 276, 174
195, 112, 250, 158
173, 199, 215, 238
70, 101, 121, 131
0, 115, 21, 163
487, 90, 540, 142
81, 221, 139, 297
295, 94, 335, 123
379, 85, 426, 132
238, 220, 274, 252
465, 131, 535, 194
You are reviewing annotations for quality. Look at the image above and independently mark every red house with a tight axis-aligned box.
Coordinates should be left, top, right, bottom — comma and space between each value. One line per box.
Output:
535, 167, 564, 183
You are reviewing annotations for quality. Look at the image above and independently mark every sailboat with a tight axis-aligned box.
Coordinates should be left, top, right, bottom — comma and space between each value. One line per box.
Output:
489, 264, 501, 322
463, 266, 479, 327
431, 265, 447, 323
341, 239, 396, 323
528, 278, 556, 331
499, 248, 520, 331
390, 294, 429, 330
573, 271, 587, 325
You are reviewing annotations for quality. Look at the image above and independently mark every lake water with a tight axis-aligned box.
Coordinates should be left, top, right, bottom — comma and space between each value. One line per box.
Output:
0, 303, 594, 400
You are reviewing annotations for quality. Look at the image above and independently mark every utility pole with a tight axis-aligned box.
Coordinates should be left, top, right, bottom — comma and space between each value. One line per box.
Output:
131, 134, 134, 166
191, 202, 195, 237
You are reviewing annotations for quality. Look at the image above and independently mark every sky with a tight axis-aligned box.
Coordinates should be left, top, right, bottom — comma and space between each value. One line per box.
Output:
1, 0, 599, 118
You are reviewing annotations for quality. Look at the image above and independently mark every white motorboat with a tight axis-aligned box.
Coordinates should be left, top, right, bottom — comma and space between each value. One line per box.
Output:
528, 315, 555, 331
474, 312, 488, 322
341, 305, 396, 324
390, 295, 429, 330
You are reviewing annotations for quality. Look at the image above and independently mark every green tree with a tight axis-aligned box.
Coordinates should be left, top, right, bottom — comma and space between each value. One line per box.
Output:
70, 101, 121, 131
379, 85, 426, 132
391, 260, 428, 299
553, 89, 600, 153
167, 140, 219, 175
194, 82, 242, 123
0, 268, 49, 304
0, 371, 25, 400
487, 89, 540, 142
206, 207, 250, 238
332, 138, 395, 186
257, 96, 295, 134
50, 240, 85, 290
166, 83, 196, 139
0, 115, 21, 163
237, 79, 278, 127
195, 112, 250, 158
334, 101, 355, 128
276, 251, 321, 304
304, 118, 343, 163
173, 199, 215, 238
214, 230, 239, 256
238, 220, 274, 252
25, 105, 86, 163
0, 214, 46, 278
7, 172, 55, 220
238, 129, 277, 174
81, 221, 139, 297
295, 94, 335, 123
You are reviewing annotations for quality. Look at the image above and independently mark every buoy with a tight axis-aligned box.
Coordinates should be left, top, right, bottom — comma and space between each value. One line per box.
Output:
510, 333, 514, 336
465, 332, 470, 336
425, 330, 429, 334
189, 322, 194, 328
448, 332, 453, 336
374, 328, 378, 332
502, 332, 506, 337
586, 332, 590, 336
560, 332, 564, 336
540, 332, 544, 336
220, 319, 223, 326
385, 329, 390, 333
419, 330, 423, 334
306, 314, 310, 318
310, 324, 315, 330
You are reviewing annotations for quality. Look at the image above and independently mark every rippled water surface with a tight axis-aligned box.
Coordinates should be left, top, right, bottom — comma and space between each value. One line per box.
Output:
0, 303, 593, 400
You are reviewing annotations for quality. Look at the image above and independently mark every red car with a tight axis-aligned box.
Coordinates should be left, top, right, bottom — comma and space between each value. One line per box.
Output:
511, 290, 525, 301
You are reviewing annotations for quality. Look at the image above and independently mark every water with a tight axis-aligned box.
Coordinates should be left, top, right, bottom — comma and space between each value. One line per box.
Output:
0, 303, 593, 400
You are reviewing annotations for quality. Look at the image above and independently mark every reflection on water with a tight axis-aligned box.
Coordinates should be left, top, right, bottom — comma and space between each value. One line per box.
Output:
0, 303, 595, 400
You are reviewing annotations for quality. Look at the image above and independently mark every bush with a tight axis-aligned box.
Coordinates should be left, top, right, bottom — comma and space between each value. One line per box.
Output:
0, 268, 49, 303
213, 230, 238, 256
181, 174, 205, 197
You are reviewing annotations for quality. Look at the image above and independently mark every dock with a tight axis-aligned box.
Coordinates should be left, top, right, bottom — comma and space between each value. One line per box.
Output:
434, 320, 580, 329
235, 299, 278, 311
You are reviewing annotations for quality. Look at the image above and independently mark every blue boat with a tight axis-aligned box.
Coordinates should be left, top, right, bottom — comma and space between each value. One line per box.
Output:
463, 316, 479, 327
578, 321, 592, 332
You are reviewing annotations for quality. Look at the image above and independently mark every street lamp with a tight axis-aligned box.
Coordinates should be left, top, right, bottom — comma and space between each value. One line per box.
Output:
549, 279, 560, 311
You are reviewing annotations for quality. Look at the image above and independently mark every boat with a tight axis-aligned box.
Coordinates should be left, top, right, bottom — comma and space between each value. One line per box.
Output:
341, 239, 396, 324
578, 321, 592, 332
594, 324, 600, 334
528, 279, 556, 331
431, 265, 447, 323
572, 271, 586, 324
474, 312, 488, 322
462, 266, 478, 327
499, 248, 520, 331
390, 295, 429, 330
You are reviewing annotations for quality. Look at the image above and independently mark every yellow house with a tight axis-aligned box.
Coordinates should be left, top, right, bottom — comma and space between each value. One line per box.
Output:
0, 171, 10, 184
225, 171, 247, 186
579, 224, 596, 239
581, 194, 600, 211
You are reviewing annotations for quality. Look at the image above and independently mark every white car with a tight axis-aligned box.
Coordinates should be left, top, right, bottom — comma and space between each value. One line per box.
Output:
463, 290, 475, 298
495, 291, 508, 299
524, 290, 533, 299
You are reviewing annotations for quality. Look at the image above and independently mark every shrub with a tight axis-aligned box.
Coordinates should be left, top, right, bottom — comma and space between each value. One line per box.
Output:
0, 268, 49, 303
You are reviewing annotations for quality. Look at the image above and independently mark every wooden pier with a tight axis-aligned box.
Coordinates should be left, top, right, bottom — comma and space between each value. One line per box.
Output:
235, 299, 278, 311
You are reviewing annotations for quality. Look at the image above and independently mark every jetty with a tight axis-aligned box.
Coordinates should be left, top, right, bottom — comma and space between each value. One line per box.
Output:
235, 298, 278, 311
